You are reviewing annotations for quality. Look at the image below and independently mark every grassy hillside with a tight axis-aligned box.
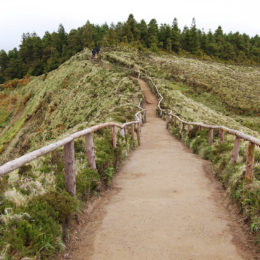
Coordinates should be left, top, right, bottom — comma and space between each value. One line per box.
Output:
146, 54, 260, 133
0, 48, 143, 259
0, 49, 142, 164
106, 46, 260, 133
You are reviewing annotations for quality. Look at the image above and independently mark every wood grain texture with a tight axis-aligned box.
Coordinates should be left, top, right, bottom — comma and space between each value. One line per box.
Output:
137, 122, 141, 146
246, 142, 255, 183
219, 129, 225, 143
85, 133, 96, 170
64, 141, 76, 196
209, 129, 214, 145
230, 137, 241, 164
112, 126, 117, 149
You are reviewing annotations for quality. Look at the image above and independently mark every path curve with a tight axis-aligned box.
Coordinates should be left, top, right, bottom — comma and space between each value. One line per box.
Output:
67, 79, 257, 260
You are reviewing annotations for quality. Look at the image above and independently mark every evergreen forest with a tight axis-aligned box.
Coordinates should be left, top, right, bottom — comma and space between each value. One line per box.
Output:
0, 14, 259, 84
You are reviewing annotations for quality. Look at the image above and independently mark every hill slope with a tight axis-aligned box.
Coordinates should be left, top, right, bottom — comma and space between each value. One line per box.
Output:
106, 47, 260, 134
0, 48, 143, 258
0, 49, 142, 164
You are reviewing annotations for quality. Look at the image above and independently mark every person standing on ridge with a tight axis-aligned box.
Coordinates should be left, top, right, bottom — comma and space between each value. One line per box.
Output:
92, 48, 96, 59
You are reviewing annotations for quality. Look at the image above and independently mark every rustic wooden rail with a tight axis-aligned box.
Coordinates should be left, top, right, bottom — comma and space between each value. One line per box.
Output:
0, 101, 147, 196
143, 73, 260, 183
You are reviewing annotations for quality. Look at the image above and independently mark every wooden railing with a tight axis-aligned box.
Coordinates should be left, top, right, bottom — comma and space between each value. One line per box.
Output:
143, 74, 260, 183
0, 101, 147, 196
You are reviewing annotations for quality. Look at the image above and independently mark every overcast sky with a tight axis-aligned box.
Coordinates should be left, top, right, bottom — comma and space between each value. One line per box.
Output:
0, 0, 259, 51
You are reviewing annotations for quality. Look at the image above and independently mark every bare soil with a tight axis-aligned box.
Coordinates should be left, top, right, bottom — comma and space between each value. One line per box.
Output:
61, 79, 259, 260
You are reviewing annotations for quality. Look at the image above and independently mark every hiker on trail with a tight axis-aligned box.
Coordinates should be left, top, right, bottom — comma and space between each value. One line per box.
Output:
96, 46, 100, 56
92, 48, 96, 59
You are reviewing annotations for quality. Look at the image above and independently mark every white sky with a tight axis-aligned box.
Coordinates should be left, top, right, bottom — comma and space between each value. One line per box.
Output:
0, 0, 259, 51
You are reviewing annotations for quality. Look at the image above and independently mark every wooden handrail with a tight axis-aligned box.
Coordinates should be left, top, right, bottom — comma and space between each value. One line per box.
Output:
0, 100, 147, 194
168, 114, 260, 146
0, 122, 124, 176
144, 74, 260, 147
142, 72, 260, 183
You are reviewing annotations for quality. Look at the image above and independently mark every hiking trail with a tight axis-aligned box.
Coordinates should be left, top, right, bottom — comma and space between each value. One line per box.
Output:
64, 79, 257, 260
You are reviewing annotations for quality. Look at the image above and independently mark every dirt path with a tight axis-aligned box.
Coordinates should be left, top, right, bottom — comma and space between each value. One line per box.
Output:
67, 79, 257, 260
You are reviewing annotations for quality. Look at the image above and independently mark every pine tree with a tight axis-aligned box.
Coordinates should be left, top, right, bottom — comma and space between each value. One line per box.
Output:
5, 48, 23, 79
181, 26, 191, 51
189, 18, 200, 54
250, 35, 260, 63
65, 29, 83, 58
159, 24, 172, 51
104, 23, 119, 46
122, 23, 134, 43
0, 50, 9, 83
214, 26, 225, 58
171, 18, 181, 53
137, 20, 149, 47
57, 24, 67, 58
205, 30, 218, 56
115, 22, 124, 42
95, 23, 109, 47
82, 21, 96, 48
126, 14, 140, 41
19, 33, 43, 75
147, 19, 159, 50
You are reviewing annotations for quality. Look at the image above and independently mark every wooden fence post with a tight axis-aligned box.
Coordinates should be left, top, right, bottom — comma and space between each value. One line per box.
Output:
137, 122, 141, 146
64, 141, 76, 196
219, 129, 224, 143
245, 142, 255, 183
85, 133, 96, 170
198, 126, 202, 131
209, 129, 214, 145
112, 126, 117, 149
230, 136, 240, 164
131, 124, 135, 145
174, 117, 177, 126
180, 122, 183, 131
187, 124, 191, 135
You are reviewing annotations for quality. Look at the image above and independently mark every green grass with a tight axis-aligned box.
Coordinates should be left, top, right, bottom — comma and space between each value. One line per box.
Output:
0, 47, 142, 259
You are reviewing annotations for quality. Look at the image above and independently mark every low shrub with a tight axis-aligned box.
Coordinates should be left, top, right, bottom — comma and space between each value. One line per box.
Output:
1, 190, 77, 259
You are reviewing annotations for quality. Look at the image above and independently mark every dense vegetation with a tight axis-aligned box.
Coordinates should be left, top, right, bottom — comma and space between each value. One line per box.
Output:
0, 14, 259, 84
0, 48, 143, 258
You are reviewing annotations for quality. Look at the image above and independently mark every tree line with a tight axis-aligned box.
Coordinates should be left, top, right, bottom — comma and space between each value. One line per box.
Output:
0, 14, 259, 84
